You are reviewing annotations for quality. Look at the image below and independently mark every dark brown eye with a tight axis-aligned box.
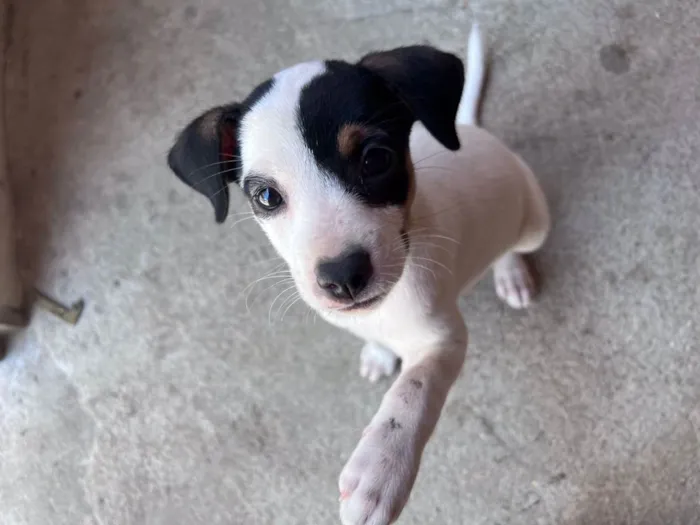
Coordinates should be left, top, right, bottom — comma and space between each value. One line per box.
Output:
361, 146, 396, 177
255, 187, 283, 210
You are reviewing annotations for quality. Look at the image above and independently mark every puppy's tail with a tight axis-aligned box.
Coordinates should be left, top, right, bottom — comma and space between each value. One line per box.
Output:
456, 23, 486, 127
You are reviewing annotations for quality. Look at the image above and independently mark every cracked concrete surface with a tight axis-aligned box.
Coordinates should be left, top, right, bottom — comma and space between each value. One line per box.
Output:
1, 0, 699, 524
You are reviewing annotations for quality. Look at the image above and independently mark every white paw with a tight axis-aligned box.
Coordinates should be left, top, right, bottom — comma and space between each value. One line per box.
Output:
493, 253, 537, 309
360, 343, 399, 383
339, 419, 418, 525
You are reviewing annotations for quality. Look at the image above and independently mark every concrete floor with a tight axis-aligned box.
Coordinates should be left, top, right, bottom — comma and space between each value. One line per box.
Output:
2, 0, 699, 523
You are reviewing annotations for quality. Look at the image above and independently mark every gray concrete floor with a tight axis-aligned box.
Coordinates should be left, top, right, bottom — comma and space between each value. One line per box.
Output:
2, 0, 699, 524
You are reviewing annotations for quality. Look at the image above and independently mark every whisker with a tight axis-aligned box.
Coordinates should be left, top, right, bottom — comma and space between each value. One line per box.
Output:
403, 238, 459, 252
280, 295, 304, 321
227, 210, 256, 218
304, 304, 316, 324
414, 165, 459, 174
275, 290, 298, 319
410, 233, 460, 244
240, 269, 292, 297
412, 150, 451, 166
398, 241, 453, 254
247, 277, 295, 312
409, 255, 453, 276
190, 166, 242, 190
409, 262, 437, 280
228, 215, 257, 229
268, 284, 298, 325
185, 159, 241, 179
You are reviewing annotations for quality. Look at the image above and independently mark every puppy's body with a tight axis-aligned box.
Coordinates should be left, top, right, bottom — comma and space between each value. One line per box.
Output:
167, 24, 549, 525
326, 35, 549, 523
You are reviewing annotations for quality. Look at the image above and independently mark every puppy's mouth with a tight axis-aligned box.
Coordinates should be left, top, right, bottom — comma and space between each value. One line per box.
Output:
339, 293, 386, 312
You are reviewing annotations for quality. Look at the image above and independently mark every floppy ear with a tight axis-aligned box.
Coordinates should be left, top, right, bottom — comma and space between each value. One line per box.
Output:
359, 46, 465, 151
166, 104, 243, 223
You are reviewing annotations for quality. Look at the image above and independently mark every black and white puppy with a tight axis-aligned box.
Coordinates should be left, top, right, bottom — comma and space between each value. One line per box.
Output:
167, 24, 550, 525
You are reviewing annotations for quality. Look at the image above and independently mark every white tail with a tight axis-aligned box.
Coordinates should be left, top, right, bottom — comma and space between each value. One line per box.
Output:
456, 23, 486, 126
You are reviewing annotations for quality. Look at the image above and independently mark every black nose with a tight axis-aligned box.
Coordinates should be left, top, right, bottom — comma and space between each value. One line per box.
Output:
316, 248, 373, 301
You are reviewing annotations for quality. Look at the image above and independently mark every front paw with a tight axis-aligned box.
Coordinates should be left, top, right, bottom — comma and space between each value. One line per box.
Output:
360, 342, 399, 383
338, 419, 419, 525
493, 252, 537, 309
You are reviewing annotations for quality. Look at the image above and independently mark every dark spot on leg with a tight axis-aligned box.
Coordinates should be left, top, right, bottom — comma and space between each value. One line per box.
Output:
388, 418, 402, 430
184, 5, 198, 19
409, 379, 422, 389
599, 44, 630, 74
73, 88, 83, 100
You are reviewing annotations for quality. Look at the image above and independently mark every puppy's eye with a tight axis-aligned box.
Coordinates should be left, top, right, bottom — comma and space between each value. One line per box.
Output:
361, 146, 396, 177
255, 187, 283, 211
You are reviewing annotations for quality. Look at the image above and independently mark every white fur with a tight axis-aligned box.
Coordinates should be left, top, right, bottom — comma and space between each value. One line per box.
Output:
240, 24, 550, 525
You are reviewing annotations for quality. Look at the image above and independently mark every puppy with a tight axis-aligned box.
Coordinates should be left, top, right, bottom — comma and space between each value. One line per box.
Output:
167, 23, 550, 525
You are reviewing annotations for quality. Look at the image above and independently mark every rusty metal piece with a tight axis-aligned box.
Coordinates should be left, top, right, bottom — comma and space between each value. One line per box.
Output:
33, 289, 84, 325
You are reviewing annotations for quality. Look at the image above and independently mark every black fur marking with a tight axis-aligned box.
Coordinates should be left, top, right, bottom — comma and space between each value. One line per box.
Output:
297, 46, 463, 209
298, 60, 414, 208
388, 418, 402, 430
166, 78, 274, 223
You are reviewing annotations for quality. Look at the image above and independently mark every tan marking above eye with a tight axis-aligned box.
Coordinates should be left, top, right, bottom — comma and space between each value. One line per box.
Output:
337, 123, 369, 158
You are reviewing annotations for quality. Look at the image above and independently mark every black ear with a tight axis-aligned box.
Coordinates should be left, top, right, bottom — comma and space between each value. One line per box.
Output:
167, 104, 243, 223
359, 46, 465, 151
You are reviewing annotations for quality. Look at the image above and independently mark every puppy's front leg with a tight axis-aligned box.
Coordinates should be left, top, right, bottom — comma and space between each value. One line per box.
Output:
339, 314, 467, 525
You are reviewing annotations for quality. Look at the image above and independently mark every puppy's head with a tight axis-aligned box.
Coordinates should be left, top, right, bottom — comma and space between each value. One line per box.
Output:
167, 46, 464, 313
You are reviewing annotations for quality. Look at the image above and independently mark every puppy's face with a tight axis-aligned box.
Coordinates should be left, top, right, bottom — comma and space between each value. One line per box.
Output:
168, 47, 464, 313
